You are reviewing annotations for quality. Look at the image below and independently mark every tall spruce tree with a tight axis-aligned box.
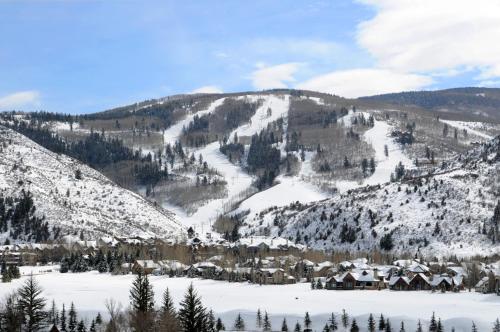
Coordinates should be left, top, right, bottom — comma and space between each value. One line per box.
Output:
341, 309, 349, 328
18, 275, 47, 332
281, 318, 289, 331
256, 308, 263, 328
304, 312, 312, 331
350, 318, 359, 332
60, 304, 67, 332
378, 314, 386, 330
68, 303, 77, 332
178, 284, 208, 332
429, 312, 437, 332
233, 313, 245, 331
329, 313, 338, 331
263, 311, 272, 331
368, 313, 376, 332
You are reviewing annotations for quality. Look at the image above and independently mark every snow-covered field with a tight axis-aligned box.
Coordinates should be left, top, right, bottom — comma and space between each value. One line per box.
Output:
2, 272, 499, 331
439, 119, 495, 140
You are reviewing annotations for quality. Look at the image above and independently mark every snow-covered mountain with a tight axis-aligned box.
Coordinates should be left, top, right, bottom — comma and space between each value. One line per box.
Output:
239, 135, 500, 257
0, 126, 183, 243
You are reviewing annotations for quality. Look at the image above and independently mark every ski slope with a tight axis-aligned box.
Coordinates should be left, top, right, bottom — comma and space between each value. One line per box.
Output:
439, 119, 494, 140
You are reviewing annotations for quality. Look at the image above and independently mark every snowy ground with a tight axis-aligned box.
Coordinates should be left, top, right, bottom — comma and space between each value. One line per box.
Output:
439, 119, 495, 140
2, 272, 499, 331
335, 112, 413, 192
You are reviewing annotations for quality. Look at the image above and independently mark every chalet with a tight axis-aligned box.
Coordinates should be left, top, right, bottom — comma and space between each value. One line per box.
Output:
409, 273, 431, 291
312, 261, 334, 278
406, 263, 431, 277
132, 260, 159, 275
389, 276, 410, 290
431, 274, 457, 291
255, 268, 285, 284
185, 262, 221, 278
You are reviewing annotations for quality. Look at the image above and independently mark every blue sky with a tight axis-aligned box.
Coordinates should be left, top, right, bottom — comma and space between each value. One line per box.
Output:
1, 0, 500, 114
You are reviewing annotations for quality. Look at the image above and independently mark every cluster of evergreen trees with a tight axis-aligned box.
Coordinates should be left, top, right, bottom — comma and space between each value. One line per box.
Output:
0, 190, 52, 243
59, 249, 129, 274
7, 120, 167, 187
1, 261, 20, 283
247, 129, 282, 189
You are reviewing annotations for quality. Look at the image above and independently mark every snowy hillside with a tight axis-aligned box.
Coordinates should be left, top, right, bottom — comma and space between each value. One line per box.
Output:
0, 126, 183, 243
239, 136, 500, 257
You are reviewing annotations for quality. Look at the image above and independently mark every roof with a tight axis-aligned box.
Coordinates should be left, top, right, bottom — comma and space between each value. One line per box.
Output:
431, 274, 453, 286
389, 276, 410, 286
410, 273, 430, 284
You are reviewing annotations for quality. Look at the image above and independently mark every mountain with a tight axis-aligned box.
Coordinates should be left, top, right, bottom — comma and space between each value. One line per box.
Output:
359, 87, 500, 122
2, 88, 499, 256
239, 135, 500, 258
0, 125, 183, 244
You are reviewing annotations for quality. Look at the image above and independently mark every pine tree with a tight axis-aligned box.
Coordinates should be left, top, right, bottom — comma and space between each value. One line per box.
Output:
329, 313, 338, 331
281, 318, 289, 331
206, 310, 216, 332
385, 319, 392, 332
95, 312, 102, 325
18, 275, 47, 332
416, 320, 423, 332
429, 312, 437, 332
316, 279, 323, 289
178, 284, 207, 332
294, 322, 302, 332
68, 302, 77, 332
493, 318, 500, 332
323, 323, 330, 332
77, 320, 86, 332
350, 318, 359, 332
162, 287, 176, 316
341, 309, 349, 328
304, 312, 312, 331
368, 313, 376, 332
378, 314, 386, 330
399, 321, 405, 332
256, 308, 263, 328
60, 304, 67, 332
216, 317, 225, 331
472, 322, 478, 332
129, 272, 155, 313
436, 319, 443, 332
263, 311, 272, 331
89, 320, 96, 332
233, 313, 245, 331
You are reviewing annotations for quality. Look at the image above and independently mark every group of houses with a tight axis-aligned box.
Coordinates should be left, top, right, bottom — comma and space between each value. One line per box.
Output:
127, 256, 500, 293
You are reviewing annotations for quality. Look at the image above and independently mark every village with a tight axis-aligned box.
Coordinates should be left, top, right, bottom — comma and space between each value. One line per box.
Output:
2, 234, 500, 296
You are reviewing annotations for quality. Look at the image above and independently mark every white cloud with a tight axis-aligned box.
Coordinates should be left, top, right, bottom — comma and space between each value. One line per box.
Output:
190, 86, 223, 94
357, 0, 500, 79
0, 90, 41, 110
250, 63, 302, 90
296, 68, 433, 98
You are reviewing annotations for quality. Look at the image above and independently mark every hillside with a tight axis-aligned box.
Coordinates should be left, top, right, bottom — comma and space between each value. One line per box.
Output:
239, 135, 500, 258
0, 126, 183, 244
3, 88, 500, 256
359, 88, 500, 122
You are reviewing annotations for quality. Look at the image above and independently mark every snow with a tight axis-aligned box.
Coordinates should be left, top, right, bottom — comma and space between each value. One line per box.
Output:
439, 119, 494, 140
163, 98, 226, 143
335, 112, 413, 191
1, 272, 499, 331
0, 126, 182, 242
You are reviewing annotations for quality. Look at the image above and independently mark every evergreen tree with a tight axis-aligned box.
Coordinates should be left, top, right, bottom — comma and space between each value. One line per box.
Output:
304, 312, 312, 331
95, 312, 102, 325
341, 309, 349, 328
429, 312, 437, 332
294, 322, 302, 332
215, 317, 225, 331
256, 308, 263, 328
323, 323, 331, 332
178, 284, 208, 332
379, 314, 386, 330
206, 310, 216, 332
77, 320, 86, 332
472, 322, 478, 332
89, 320, 96, 332
493, 318, 500, 332
233, 313, 245, 331
316, 279, 323, 289
350, 318, 359, 332
129, 273, 154, 313
162, 287, 176, 316
436, 319, 443, 332
399, 321, 405, 332
60, 304, 67, 332
263, 311, 272, 331
68, 303, 77, 332
385, 319, 392, 332
18, 275, 47, 332
368, 313, 376, 332
328, 313, 338, 331
416, 320, 423, 332
281, 318, 289, 331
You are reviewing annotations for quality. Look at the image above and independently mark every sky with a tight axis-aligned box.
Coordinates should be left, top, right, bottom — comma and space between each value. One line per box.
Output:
1, 0, 500, 114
